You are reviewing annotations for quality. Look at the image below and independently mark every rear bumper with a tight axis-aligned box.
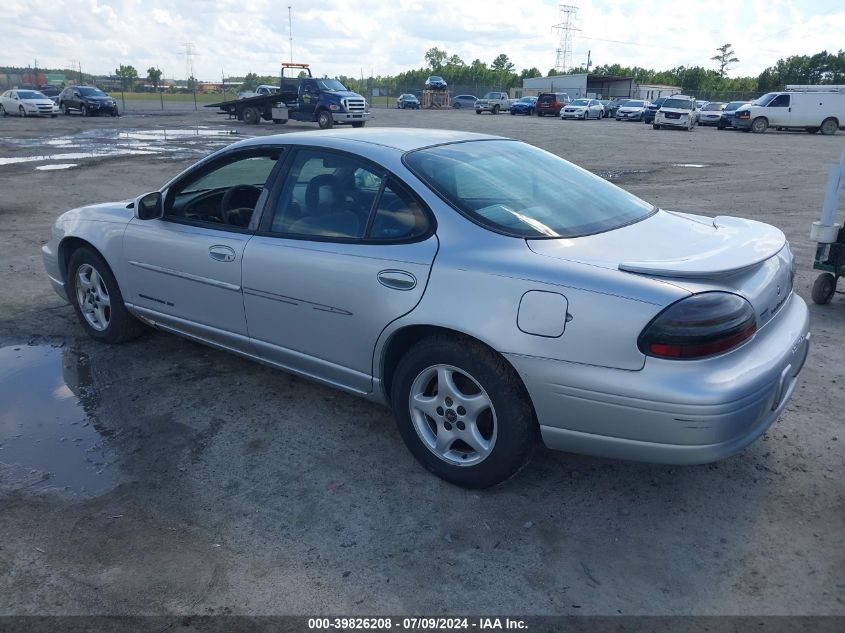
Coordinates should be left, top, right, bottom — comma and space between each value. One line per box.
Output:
506, 292, 810, 464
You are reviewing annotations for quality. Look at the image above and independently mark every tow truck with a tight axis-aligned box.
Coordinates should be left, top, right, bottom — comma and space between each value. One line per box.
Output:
207, 63, 370, 128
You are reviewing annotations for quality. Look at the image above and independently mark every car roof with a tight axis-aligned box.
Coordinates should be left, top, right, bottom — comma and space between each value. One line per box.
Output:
234, 128, 506, 152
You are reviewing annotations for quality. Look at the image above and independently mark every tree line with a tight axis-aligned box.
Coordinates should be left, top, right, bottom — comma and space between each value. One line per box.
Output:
4, 48, 844, 96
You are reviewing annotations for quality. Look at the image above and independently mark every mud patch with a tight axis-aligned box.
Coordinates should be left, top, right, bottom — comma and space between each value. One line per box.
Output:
0, 344, 119, 495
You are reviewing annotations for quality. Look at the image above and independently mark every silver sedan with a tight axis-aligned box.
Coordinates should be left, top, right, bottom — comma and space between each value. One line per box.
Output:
42, 129, 810, 488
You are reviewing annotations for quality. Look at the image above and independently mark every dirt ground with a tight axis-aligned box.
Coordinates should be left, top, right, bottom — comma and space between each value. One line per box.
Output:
0, 104, 843, 618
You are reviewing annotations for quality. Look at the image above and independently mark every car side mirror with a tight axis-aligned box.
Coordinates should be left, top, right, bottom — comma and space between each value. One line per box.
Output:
135, 192, 163, 220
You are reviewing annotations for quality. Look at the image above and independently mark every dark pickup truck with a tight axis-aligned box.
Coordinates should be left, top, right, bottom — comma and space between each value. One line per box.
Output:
207, 63, 370, 128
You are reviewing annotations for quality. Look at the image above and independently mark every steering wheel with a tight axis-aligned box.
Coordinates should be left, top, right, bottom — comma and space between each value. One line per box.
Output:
221, 184, 262, 217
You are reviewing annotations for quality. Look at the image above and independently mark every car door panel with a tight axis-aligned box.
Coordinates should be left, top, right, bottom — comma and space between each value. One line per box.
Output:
242, 237, 437, 393
123, 219, 252, 349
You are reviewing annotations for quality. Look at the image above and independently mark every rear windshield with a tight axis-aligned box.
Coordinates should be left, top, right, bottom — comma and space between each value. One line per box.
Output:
662, 98, 693, 109
404, 140, 655, 239
538, 93, 557, 102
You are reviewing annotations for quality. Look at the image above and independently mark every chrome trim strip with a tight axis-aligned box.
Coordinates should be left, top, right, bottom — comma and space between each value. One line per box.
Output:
243, 286, 353, 316
129, 260, 241, 292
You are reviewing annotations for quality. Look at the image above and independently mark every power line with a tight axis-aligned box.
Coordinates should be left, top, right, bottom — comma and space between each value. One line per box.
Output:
578, 35, 689, 51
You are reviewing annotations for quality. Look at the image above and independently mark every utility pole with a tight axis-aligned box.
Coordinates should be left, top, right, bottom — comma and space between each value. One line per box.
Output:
288, 6, 294, 63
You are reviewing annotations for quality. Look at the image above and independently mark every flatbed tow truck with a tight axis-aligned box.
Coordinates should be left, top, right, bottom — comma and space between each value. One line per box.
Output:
207, 63, 370, 129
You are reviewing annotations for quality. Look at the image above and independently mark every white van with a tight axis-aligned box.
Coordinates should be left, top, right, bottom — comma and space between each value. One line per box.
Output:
734, 89, 844, 134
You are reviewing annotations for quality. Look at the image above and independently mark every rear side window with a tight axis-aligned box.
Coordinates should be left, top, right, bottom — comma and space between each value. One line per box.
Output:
367, 179, 429, 241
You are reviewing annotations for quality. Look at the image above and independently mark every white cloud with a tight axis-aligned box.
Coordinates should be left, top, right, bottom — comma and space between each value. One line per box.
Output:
1, 0, 842, 81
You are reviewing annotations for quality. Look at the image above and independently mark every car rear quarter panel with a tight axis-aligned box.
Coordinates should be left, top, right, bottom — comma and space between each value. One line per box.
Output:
374, 200, 690, 384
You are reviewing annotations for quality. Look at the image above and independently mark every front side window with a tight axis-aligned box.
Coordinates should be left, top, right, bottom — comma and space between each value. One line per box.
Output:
165, 150, 281, 227
768, 94, 790, 107
404, 140, 654, 239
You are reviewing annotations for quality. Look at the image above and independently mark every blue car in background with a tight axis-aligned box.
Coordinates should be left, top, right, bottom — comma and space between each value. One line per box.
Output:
643, 96, 670, 124
509, 96, 538, 115
718, 101, 751, 129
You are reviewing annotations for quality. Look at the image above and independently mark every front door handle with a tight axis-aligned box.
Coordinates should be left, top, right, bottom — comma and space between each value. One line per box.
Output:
377, 270, 417, 291
209, 245, 236, 262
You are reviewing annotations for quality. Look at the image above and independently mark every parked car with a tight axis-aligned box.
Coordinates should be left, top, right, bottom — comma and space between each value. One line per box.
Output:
616, 99, 649, 121
425, 75, 448, 90
0, 89, 60, 117
535, 92, 569, 117
561, 98, 604, 120
643, 96, 670, 124
653, 95, 697, 130
602, 98, 625, 118
396, 94, 421, 109
38, 85, 62, 100
57, 86, 118, 116
42, 128, 810, 488
509, 96, 538, 115
451, 94, 478, 109
717, 101, 750, 130
698, 102, 726, 126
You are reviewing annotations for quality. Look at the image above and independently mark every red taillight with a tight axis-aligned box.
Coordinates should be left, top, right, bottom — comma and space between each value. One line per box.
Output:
638, 292, 757, 360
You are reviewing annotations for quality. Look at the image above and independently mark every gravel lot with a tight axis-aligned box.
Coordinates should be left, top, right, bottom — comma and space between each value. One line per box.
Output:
0, 104, 843, 618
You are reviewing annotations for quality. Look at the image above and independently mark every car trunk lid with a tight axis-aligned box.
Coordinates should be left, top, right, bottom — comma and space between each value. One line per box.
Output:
527, 210, 792, 328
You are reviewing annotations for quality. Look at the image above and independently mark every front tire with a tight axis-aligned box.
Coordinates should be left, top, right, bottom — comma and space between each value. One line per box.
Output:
80, 104, 88, 117
316, 109, 333, 129
391, 335, 537, 488
61, 102, 70, 115
351, 121, 365, 128
653, 124, 660, 129
68, 247, 145, 343
19, 106, 26, 117
751, 117, 768, 134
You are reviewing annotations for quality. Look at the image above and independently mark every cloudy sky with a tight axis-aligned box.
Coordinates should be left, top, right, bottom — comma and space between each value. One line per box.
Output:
3, 0, 844, 81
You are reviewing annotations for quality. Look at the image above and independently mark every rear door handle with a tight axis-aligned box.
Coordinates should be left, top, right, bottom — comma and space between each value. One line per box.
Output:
209, 245, 236, 262
377, 270, 417, 291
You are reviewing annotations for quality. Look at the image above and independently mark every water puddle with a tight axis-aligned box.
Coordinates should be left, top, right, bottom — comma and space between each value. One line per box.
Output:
35, 163, 78, 171
0, 126, 246, 170
0, 345, 118, 495
672, 163, 709, 168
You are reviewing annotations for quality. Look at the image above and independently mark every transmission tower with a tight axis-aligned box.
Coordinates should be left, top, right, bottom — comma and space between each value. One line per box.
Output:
182, 42, 197, 80
552, 5, 580, 74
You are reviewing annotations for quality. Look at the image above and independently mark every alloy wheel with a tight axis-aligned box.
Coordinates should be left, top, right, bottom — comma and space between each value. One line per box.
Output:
408, 364, 498, 467
75, 264, 111, 331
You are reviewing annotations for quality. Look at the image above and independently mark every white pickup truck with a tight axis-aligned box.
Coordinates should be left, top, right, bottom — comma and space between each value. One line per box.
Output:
475, 91, 510, 114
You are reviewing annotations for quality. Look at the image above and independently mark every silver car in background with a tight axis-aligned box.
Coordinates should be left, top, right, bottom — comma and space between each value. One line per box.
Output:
42, 129, 810, 488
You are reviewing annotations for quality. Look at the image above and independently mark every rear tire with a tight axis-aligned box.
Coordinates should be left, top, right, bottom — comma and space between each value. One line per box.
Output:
453, 102, 461, 109
820, 117, 839, 135
67, 247, 145, 344
812, 273, 837, 305
391, 335, 537, 488
242, 106, 260, 125
653, 124, 660, 130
